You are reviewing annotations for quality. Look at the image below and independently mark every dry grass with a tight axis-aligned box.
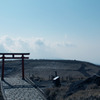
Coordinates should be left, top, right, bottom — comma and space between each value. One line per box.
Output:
67, 89, 100, 100
44, 86, 69, 100
44, 84, 100, 100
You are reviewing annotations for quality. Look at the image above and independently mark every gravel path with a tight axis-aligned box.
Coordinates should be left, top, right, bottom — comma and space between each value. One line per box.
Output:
1, 77, 47, 100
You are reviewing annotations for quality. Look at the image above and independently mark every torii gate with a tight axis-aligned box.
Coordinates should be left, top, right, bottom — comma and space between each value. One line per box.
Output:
0, 53, 30, 80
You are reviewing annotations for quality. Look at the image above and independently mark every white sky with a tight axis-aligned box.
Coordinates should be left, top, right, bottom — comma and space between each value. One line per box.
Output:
0, 0, 100, 64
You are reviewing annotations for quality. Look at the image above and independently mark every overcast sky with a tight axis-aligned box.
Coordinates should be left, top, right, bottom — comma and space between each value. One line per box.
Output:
0, 0, 100, 64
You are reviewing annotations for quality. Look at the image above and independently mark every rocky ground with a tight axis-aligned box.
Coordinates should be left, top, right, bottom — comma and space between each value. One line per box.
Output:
44, 75, 100, 100
0, 59, 100, 100
1, 59, 99, 79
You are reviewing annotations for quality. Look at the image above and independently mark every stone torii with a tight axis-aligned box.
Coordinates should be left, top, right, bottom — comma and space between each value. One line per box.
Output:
0, 53, 30, 80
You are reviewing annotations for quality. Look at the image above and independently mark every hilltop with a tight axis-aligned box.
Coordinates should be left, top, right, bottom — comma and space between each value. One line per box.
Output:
0, 59, 99, 79
0, 59, 100, 100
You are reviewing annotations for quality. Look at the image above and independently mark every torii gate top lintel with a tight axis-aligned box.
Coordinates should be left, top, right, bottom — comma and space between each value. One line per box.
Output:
0, 53, 30, 55
0, 53, 30, 80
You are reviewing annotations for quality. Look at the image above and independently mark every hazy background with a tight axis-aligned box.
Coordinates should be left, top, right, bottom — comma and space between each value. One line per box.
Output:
0, 0, 100, 64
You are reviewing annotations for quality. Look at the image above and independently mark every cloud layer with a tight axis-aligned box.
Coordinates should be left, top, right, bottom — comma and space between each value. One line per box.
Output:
0, 35, 99, 64
0, 35, 76, 59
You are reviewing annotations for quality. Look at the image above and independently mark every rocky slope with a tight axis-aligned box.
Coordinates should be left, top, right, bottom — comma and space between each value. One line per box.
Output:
0, 59, 99, 79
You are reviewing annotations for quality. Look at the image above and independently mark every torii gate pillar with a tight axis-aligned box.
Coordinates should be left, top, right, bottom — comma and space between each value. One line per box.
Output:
0, 53, 30, 80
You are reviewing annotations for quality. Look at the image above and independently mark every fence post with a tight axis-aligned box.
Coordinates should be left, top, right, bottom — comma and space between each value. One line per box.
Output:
22, 54, 24, 80
1, 55, 5, 80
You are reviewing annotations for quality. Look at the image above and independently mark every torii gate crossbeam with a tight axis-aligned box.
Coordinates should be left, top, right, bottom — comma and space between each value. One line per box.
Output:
0, 53, 30, 80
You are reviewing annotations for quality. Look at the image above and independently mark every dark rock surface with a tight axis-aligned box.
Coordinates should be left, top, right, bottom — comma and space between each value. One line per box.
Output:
66, 75, 100, 97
